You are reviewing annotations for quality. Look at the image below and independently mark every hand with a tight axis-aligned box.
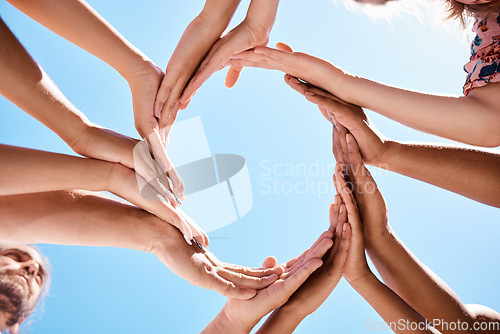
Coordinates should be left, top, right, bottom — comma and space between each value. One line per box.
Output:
333, 165, 371, 285
126, 59, 186, 200
226, 42, 346, 95
107, 160, 209, 247
72, 124, 184, 204
179, 18, 274, 107
152, 223, 284, 301
153, 15, 230, 135
336, 128, 390, 247
273, 197, 351, 320
284, 75, 390, 167
208, 231, 333, 333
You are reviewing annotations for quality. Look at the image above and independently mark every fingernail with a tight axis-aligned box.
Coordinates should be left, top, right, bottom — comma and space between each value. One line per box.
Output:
346, 135, 352, 145
344, 186, 350, 194
343, 223, 348, 232
305, 91, 316, 96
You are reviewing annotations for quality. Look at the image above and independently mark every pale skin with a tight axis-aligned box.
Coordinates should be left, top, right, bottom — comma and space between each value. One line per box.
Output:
227, 43, 500, 147
2, 0, 184, 199
155, 0, 280, 137
203, 225, 351, 334
276, 71, 500, 208
0, 143, 209, 247
335, 129, 500, 334
0, 190, 286, 301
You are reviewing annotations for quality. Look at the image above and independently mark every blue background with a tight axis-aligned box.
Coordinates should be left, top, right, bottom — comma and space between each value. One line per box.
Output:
0, 0, 498, 333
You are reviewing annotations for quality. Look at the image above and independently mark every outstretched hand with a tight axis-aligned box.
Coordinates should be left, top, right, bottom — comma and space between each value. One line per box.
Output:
283, 75, 390, 167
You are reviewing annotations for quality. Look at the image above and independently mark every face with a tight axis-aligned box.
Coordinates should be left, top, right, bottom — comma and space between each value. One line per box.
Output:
0, 244, 47, 332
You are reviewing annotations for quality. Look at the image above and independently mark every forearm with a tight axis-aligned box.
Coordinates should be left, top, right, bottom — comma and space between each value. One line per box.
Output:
366, 232, 474, 334
0, 144, 111, 195
0, 190, 170, 251
0, 18, 91, 146
350, 273, 440, 334
378, 141, 500, 207
6, 0, 148, 80
331, 74, 500, 147
201, 308, 250, 334
255, 307, 302, 334
199, 0, 241, 30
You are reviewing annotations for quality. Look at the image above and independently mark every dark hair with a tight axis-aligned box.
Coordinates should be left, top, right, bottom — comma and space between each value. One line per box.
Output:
444, 0, 500, 26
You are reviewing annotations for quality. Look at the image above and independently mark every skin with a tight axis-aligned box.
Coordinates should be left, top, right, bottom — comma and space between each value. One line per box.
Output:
155, 0, 280, 136
227, 43, 500, 147
281, 74, 500, 208
336, 125, 500, 333
0, 244, 47, 334
0, 190, 285, 302
2, 0, 184, 199
0, 143, 209, 247
203, 226, 351, 334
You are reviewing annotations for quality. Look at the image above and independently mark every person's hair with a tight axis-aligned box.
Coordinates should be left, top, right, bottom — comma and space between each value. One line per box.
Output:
444, 0, 500, 26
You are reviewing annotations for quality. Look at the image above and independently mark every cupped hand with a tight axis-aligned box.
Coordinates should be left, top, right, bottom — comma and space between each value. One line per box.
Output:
219, 231, 334, 332
333, 165, 371, 285
284, 75, 389, 167
153, 224, 284, 301
179, 19, 271, 107
337, 131, 390, 246
273, 197, 352, 318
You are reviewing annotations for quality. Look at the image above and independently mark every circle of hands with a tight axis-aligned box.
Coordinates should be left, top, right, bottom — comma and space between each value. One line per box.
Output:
80, 12, 392, 331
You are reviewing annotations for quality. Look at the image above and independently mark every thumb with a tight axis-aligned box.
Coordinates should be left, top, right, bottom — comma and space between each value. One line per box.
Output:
262, 256, 278, 269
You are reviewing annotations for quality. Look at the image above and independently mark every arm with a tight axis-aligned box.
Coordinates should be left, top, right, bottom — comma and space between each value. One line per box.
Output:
203, 229, 339, 334
3, 1, 184, 197
334, 167, 440, 334
176, 0, 280, 110
0, 190, 282, 299
228, 44, 500, 147
284, 76, 500, 208
335, 130, 477, 334
0, 143, 208, 246
256, 199, 351, 333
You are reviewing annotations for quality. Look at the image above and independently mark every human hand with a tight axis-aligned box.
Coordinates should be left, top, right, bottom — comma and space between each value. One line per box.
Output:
284, 75, 390, 167
269, 197, 351, 322
107, 161, 209, 246
333, 165, 371, 285
336, 128, 390, 247
152, 223, 284, 301
179, 15, 276, 107
226, 42, 346, 96
125, 59, 185, 200
206, 231, 333, 333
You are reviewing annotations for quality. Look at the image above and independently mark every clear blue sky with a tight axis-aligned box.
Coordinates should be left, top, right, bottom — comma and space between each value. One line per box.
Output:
0, 0, 498, 333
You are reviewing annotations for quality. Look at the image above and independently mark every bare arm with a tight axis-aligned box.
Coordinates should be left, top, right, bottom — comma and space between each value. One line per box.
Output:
0, 190, 282, 299
284, 76, 500, 208
0, 143, 209, 246
228, 45, 500, 147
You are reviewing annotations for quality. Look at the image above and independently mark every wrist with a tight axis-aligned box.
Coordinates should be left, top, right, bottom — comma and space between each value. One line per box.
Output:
203, 306, 251, 334
369, 140, 400, 169
347, 270, 377, 291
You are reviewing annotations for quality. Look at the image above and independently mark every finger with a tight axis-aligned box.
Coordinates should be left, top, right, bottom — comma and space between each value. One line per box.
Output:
335, 120, 350, 172
272, 258, 323, 295
154, 73, 177, 118
210, 275, 257, 300
330, 221, 352, 276
254, 45, 293, 61
262, 256, 278, 269
332, 121, 342, 163
225, 65, 243, 88
221, 262, 284, 277
285, 230, 333, 270
329, 195, 341, 232
284, 238, 332, 278
177, 209, 209, 247
336, 204, 347, 240
217, 268, 279, 290
276, 42, 293, 52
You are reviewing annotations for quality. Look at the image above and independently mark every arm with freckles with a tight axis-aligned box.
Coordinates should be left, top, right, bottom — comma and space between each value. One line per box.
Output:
0, 190, 283, 300
228, 43, 500, 147
283, 76, 500, 208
